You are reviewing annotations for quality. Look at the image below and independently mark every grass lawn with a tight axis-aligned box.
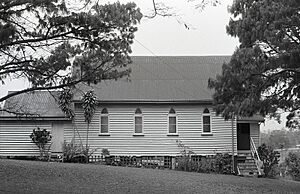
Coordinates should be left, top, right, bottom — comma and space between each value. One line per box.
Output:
0, 159, 299, 194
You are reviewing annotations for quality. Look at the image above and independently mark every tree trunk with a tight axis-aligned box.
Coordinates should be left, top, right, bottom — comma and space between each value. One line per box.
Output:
86, 122, 90, 163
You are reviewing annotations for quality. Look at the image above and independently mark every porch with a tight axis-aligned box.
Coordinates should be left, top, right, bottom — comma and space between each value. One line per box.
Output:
236, 120, 264, 176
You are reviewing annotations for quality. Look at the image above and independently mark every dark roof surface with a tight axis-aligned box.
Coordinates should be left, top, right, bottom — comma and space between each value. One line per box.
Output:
1, 91, 65, 118
1, 56, 230, 118
74, 56, 230, 102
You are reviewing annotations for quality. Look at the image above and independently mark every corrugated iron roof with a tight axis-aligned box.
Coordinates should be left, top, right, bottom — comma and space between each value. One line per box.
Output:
1, 56, 230, 118
74, 56, 230, 102
1, 91, 65, 118
237, 115, 265, 122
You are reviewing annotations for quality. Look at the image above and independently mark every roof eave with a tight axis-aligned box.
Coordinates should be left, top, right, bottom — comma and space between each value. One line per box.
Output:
73, 99, 213, 105
0, 116, 72, 121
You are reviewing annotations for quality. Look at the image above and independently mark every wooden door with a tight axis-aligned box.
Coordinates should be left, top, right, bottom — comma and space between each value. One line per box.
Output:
51, 122, 64, 153
237, 123, 250, 150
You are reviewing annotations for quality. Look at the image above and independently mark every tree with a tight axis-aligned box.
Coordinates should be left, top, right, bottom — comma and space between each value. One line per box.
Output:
268, 130, 291, 149
261, 129, 300, 148
30, 127, 52, 158
81, 90, 96, 151
146, 0, 221, 29
0, 0, 142, 106
286, 110, 300, 130
208, 0, 300, 119
257, 143, 280, 178
146, 0, 221, 18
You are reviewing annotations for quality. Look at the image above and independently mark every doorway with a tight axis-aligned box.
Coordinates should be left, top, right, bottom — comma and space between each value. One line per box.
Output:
237, 123, 250, 150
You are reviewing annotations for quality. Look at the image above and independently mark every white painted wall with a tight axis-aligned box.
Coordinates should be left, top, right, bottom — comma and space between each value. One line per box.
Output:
0, 121, 52, 156
64, 104, 238, 156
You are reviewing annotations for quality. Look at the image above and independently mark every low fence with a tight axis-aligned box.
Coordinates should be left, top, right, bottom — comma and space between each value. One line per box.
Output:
88, 155, 174, 169
87, 155, 218, 170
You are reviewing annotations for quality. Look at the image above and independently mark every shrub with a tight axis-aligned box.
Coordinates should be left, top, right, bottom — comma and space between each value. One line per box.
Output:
176, 154, 232, 174
198, 157, 214, 173
62, 141, 87, 163
214, 153, 232, 174
284, 152, 300, 181
257, 143, 280, 178
177, 156, 192, 171
29, 127, 52, 159
102, 148, 110, 157
175, 140, 232, 174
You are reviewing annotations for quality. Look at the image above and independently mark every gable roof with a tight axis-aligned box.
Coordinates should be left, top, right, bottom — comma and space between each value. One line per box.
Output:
1, 56, 230, 118
74, 56, 230, 103
0, 91, 67, 119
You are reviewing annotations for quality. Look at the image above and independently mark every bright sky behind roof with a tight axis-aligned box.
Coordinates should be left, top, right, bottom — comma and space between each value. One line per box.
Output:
131, 0, 239, 55
0, 0, 286, 132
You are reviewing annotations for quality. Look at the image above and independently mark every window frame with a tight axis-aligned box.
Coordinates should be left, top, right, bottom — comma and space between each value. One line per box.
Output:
99, 108, 110, 136
167, 108, 178, 136
133, 108, 144, 136
202, 108, 212, 135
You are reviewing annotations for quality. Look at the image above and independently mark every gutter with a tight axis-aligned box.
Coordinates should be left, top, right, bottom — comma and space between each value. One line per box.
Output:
0, 117, 72, 121
73, 99, 213, 105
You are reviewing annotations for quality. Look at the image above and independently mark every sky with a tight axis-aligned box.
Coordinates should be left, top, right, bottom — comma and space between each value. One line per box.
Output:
0, 0, 287, 132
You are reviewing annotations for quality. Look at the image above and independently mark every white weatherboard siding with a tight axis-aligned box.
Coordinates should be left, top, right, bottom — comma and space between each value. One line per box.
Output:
250, 123, 260, 147
0, 121, 52, 156
64, 105, 237, 156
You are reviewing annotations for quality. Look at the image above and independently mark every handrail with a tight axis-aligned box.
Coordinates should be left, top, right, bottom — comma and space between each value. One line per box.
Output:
250, 137, 263, 176
250, 137, 261, 161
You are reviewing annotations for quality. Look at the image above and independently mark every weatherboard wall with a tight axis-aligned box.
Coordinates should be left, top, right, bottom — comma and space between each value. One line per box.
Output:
250, 123, 260, 147
0, 121, 52, 156
64, 104, 238, 156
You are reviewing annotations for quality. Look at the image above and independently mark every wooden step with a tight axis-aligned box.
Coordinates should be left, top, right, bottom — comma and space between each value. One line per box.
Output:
238, 166, 257, 171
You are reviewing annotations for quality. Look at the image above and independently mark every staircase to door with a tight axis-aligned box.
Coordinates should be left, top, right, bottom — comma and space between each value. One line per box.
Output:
237, 152, 259, 176
237, 138, 264, 177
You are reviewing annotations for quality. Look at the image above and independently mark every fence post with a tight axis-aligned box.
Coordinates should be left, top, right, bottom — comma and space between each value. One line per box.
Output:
171, 157, 176, 170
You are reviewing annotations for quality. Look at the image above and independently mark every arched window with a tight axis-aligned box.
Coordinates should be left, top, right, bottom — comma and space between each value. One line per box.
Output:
134, 108, 143, 134
100, 108, 109, 134
202, 108, 211, 133
168, 108, 177, 134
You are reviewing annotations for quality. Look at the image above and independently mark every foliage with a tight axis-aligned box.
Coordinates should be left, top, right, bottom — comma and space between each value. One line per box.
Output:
146, 0, 220, 19
57, 89, 74, 119
62, 141, 85, 163
263, 130, 291, 149
257, 143, 280, 178
176, 140, 195, 171
176, 140, 232, 174
177, 157, 197, 172
177, 154, 232, 174
0, 0, 142, 104
286, 110, 300, 131
214, 153, 232, 174
81, 90, 97, 161
82, 90, 97, 124
62, 140, 96, 163
208, 0, 300, 119
101, 148, 110, 157
284, 152, 300, 181
29, 127, 52, 158
176, 140, 195, 157
260, 130, 300, 149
